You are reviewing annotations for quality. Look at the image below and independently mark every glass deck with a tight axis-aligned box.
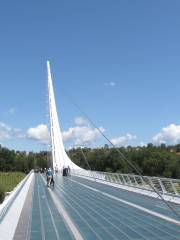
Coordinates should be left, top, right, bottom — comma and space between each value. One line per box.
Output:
29, 174, 180, 240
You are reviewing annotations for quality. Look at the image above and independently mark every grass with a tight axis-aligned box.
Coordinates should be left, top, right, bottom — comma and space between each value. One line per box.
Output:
0, 172, 26, 193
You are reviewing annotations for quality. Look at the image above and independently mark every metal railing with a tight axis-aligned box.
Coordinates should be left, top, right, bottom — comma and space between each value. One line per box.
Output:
70, 169, 180, 197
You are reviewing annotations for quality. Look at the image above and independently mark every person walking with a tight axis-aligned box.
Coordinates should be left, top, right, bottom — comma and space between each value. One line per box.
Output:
46, 168, 54, 187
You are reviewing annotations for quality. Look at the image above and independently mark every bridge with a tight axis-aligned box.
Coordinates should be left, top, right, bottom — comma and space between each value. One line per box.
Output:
0, 62, 180, 240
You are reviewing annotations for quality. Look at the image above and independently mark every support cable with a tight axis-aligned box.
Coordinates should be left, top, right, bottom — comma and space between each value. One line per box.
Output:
72, 102, 180, 219
74, 145, 98, 182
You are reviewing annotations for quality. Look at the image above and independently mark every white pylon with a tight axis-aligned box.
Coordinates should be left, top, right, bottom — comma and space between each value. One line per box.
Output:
47, 61, 81, 172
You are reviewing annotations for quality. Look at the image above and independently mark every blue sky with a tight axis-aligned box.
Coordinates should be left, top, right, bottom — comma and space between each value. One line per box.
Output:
1, 0, 180, 151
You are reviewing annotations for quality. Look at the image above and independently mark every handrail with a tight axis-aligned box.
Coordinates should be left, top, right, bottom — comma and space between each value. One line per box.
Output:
70, 169, 180, 198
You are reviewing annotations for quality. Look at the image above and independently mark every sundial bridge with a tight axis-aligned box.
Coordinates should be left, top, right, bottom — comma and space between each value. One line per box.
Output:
0, 62, 180, 240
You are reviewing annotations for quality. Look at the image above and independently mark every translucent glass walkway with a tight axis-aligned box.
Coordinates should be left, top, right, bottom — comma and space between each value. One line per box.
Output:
27, 174, 180, 240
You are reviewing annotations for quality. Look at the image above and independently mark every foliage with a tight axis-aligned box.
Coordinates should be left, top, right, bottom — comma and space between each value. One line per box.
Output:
0, 145, 48, 203
68, 144, 180, 179
0, 144, 180, 179
0, 145, 48, 173
0, 172, 26, 192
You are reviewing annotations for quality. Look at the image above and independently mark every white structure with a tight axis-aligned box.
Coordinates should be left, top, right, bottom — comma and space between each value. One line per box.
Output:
47, 61, 81, 172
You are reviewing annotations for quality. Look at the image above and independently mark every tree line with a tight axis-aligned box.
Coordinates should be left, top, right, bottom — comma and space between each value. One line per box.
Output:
0, 145, 47, 173
68, 143, 180, 179
0, 143, 180, 178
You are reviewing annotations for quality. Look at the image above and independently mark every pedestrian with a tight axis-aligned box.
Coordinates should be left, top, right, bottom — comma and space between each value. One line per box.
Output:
55, 165, 58, 174
46, 167, 54, 187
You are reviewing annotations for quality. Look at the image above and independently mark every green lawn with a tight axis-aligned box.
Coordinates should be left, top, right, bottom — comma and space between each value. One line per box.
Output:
0, 172, 26, 192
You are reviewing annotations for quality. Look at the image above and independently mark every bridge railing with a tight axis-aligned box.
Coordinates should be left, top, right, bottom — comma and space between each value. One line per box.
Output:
70, 169, 180, 197
0, 170, 33, 223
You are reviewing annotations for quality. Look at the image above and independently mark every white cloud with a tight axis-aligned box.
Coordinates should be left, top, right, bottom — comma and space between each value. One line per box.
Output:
105, 81, 116, 87
0, 122, 11, 132
0, 121, 23, 141
74, 117, 88, 126
153, 123, 180, 145
139, 141, 147, 147
27, 124, 50, 144
62, 126, 105, 146
111, 133, 137, 146
0, 131, 10, 140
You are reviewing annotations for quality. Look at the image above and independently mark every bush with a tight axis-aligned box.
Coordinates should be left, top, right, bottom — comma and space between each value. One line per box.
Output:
0, 185, 5, 203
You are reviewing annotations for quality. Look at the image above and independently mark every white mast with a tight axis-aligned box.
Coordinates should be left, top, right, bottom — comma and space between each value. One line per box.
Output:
47, 61, 81, 172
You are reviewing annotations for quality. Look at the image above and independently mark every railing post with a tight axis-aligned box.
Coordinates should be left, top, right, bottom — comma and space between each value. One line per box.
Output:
113, 173, 117, 183
158, 179, 167, 194
148, 178, 157, 192
109, 173, 113, 182
140, 176, 146, 187
121, 175, 126, 185
127, 175, 133, 186
133, 176, 138, 186
117, 174, 122, 184
170, 180, 178, 195
106, 173, 110, 182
